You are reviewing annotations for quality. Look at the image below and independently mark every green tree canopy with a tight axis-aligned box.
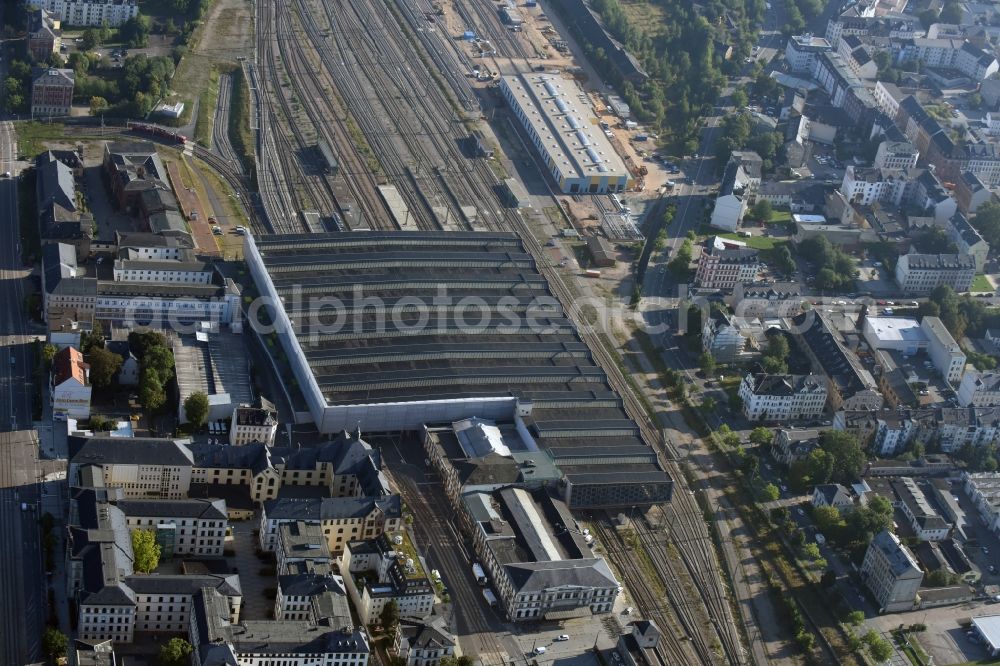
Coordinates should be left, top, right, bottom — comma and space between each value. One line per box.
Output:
87, 346, 123, 388
158, 638, 193, 666
819, 430, 864, 484
132, 528, 161, 573
184, 391, 210, 428
42, 627, 68, 660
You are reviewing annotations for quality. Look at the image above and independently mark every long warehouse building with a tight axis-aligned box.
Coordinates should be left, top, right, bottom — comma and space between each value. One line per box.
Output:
500, 72, 633, 194
244, 231, 672, 509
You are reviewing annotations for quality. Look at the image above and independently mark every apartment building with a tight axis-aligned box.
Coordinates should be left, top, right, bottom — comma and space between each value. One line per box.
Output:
791, 311, 884, 411
31, 67, 74, 117
35, 0, 139, 27
68, 488, 242, 643
229, 404, 278, 446
709, 152, 762, 231
890, 477, 952, 541
462, 487, 619, 622
959, 371, 1000, 407
941, 211, 990, 273
695, 238, 760, 290
276, 521, 335, 574
874, 140, 919, 169
189, 431, 392, 504
737, 372, 828, 421
785, 34, 833, 73
812, 483, 856, 513
69, 437, 196, 499
955, 171, 993, 215
861, 530, 923, 613
963, 472, 1000, 536
275, 572, 351, 623
894, 38, 999, 81
28, 8, 61, 62
112, 258, 215, 284
52, 345, 91, 419
191, 587, 370, 666
895, 253, 976, 294
771, 428, 821, 466
259, 496, 403, 555
340, 533, 436, 624
394, 615, 457, 666
701, 314, 765, 364
117, 498, 228, 557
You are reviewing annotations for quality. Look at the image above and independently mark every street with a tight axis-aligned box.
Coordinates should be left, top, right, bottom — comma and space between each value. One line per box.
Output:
0, 118, 46, 664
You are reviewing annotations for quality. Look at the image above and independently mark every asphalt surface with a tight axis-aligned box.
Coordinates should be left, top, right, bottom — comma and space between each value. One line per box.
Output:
0, 118, 45, 665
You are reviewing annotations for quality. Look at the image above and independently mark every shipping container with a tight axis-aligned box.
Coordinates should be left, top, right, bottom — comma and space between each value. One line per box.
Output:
472, 563, 488, 585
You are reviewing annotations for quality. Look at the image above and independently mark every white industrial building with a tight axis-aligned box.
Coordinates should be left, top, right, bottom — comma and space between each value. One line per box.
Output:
785, 34, 833, 73
500, 72, 632, 194
861, 316, 966, 384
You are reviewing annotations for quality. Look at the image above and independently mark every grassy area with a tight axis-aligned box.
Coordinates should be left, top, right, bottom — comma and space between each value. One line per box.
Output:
971, 274, 993, 293
15, 122, 67, 157
618, 0, 668, 38
193, 64, 225, 147
718, 233, 784, 250
767, 210, 791, 224
227, 66, 256, 180
392, 531, 426, 579
892, 630, 929, 666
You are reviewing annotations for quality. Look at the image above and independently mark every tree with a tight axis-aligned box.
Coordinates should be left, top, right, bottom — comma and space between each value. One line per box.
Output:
863, 631, 894, 663
813, 505, 845, 537
749, 426, 772, 448
80, 320, 105, 355
773, 245, 796, 275
184, 391, 210, 428
750, 199, 772, 222
140, 367, 167, 412
731, 87, 748, 109
80, 27, 100, 50
761, 333, 789, 374
87, 346, 123, 388
925, 568, 958, 587
132, 528, 161, 573
667, 239, 694, 279
761, 483, 780, 501
820, 430, 864, 483
90, 96, 109, 114
380, 599, 400, 631
939, 1, 964, 23
89, 414, 116, 431
918, 7, 939, 28
158, 638, 193, 666
42, 627, 68, 660
700, 396, 717, 415
129, 330, 168, 358
801, 542, 821, 560
41, 343, 58, 365
847, 610, 865, 625
805, 449, 834, 486
143, 345, 175, 380
698, 352, 717, 375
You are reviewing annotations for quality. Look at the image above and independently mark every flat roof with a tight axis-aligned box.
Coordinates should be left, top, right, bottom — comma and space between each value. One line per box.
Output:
866, 317, 926, 344
501, 72, 630, 180
250, 231, 670, 496
972, 615, 1000, 652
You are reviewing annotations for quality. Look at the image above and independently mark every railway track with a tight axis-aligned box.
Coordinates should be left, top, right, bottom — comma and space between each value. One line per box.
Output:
256, 0, 753, 662
211, 72, 245, 175
591, 519, 703, 666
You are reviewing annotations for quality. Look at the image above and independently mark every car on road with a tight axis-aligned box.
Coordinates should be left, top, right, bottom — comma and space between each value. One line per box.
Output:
533, 647, 547, 655
555, 635, 569, 642
212, 226, 223, 235
2, 171, 9, 178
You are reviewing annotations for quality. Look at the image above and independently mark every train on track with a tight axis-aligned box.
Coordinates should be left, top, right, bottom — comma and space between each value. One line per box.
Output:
126, 121, 188, 145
